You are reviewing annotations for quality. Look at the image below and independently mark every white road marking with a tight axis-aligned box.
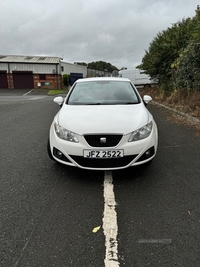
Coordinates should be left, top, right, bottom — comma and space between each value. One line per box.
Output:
103, 171, 120, 267
23, 89, 33, 96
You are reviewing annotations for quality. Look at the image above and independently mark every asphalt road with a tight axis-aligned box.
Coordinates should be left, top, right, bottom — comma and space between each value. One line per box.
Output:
0, 90, 199, 267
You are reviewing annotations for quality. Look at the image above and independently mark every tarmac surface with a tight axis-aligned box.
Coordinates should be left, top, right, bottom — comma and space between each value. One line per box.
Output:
0, 89, 199, 266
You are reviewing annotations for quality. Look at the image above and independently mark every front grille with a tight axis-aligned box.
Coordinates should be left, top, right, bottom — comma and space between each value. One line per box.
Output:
84, 134, 123, 147
69, 155, 137, 168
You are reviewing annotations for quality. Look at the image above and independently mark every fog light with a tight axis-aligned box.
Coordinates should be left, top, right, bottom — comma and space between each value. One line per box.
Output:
56, 150, 63, 157
145, 150, 151, 156
53, 147, 71, 163
136, 146, 155, 162
55, 149, 63, 159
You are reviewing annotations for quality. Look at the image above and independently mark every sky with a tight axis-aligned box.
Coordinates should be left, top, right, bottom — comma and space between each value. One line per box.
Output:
0, 0, 199, 69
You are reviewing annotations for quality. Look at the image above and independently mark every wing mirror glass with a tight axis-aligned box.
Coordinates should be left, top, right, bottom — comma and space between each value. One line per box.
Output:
143, 95, 152, 105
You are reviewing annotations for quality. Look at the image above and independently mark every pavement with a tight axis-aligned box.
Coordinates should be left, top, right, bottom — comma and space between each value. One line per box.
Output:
152, 101, 200, 123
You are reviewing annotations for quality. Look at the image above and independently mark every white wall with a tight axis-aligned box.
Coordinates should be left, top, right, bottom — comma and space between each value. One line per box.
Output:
61, 62, 87, 77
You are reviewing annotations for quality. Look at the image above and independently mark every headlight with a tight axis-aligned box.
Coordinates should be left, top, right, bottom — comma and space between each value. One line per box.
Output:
54, 122, 79, 142
128, 121, 153, 142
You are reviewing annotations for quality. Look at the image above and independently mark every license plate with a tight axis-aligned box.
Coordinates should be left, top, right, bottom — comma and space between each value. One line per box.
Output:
83, 150, 124, 158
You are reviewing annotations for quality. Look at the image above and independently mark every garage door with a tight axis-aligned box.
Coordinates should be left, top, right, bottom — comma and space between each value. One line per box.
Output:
13, 71, 34, 89
0, 71, 8, 89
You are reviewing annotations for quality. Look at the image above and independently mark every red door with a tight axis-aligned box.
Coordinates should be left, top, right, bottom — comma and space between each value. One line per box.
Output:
13, 71, 34, 89
0, 71, 8, 89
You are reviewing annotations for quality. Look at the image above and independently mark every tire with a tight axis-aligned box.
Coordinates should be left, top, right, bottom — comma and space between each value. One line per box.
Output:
47, 139, 55, 161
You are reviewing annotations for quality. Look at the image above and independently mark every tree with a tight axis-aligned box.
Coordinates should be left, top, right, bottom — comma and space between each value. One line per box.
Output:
75, 62, 88, 66
173, 6, 200, 91
138, 10, 196, 91
87, 61, 118, 72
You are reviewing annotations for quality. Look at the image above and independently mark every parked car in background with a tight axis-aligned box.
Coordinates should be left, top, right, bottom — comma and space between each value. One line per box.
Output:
47, 77, 158, 170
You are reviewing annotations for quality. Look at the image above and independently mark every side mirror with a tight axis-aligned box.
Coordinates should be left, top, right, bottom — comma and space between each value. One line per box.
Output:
143, 95, 152, 105
53, 96, 64, 106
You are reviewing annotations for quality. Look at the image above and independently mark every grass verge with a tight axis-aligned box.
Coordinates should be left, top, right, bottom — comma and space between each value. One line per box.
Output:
139, 86, 200, 136
48, 90, 68, 95
140, 86, 200, 119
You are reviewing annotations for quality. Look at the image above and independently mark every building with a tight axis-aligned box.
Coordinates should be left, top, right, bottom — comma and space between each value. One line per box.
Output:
0, 55, 64, 89
61, 61, 87, 86
0, 54, 111, 89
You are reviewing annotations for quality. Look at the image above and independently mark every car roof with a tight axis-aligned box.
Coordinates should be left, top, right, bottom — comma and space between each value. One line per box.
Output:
76, 77, 131, 83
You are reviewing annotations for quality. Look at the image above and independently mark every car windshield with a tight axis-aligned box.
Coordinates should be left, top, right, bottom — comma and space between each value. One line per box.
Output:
67, 80, 140, 105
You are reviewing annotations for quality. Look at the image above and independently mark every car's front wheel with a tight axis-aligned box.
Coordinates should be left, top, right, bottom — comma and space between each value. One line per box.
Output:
47, 139, 55, 161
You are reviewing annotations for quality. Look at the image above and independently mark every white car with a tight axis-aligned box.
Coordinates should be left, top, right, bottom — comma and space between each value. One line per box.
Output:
47, 77, 158, 170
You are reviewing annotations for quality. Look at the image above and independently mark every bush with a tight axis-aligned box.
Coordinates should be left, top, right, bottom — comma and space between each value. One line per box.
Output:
63, 74, 70, 87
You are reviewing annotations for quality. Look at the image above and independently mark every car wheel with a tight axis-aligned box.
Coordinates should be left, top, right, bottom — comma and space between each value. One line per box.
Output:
47, 139, 55, 161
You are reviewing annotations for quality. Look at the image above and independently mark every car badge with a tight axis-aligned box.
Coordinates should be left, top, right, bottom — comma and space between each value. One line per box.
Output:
100, 137, 106, 144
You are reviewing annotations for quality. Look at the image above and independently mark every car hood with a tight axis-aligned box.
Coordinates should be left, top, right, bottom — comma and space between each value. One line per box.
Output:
57, 104, 150, 135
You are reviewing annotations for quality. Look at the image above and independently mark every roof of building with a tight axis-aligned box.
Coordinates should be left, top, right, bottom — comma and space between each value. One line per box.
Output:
0, 55, 61, 64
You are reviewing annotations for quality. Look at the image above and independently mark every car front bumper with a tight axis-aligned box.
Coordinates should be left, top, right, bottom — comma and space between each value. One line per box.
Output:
49, 121, 158, 170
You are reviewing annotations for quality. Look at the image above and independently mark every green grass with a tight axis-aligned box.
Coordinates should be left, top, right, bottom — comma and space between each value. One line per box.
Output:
48, 90, 68, 95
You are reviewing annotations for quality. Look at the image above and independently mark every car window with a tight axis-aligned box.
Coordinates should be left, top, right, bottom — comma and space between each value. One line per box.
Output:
67, 81, 140, 105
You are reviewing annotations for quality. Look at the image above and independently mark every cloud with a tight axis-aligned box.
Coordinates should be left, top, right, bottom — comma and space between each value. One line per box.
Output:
0, 0, 199, 69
